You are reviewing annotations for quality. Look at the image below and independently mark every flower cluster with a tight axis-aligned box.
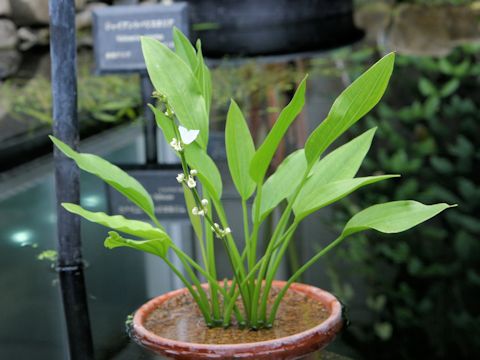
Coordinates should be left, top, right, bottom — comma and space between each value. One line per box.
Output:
192, 199, 208, 217
176, 169, 198, 189
169, 126, 200, 153
211, 223, 231, 239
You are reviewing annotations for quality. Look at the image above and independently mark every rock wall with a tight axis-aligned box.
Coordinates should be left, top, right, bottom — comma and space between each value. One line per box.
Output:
355, 1, 480, 56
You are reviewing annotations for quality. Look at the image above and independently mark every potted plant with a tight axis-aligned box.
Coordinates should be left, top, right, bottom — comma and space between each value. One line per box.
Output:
50, 29, 454, 359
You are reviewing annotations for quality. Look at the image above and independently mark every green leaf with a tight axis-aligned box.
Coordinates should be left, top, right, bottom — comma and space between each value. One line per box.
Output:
293, 175, 399, 220
225, 100, 256, 200
184, 143, 222, 200
141, 37, 209, 148
50, 136, 155, 219
341, 201, 455, 238
440, 78, 460, 98
173, 27, 197, 70
249, 76, 308, 183
308, 127, 377, 187
304, 53, 395, 165
104, 231, 171, 259
255, 149, 307, 221
62, 203, 165, 237
149, 104, 176, 143
183, 184, 203, 242
419, 77, 437, 97
194, 40, 212, 116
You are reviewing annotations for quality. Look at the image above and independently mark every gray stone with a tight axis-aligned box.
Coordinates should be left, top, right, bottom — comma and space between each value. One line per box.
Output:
0, 0, 11, 17
354, 2, 392, 42
18, 27, 49, 50
75, 0, 88, 11
9, 0, 49, 26
76, 2, 107, 30
0, 19, 18, 50
387, 4, 480, 56
9, 0, 87, 26
0, 50, 21, 79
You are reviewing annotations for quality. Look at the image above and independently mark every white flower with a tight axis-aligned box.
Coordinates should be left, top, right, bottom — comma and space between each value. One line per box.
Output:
192, 207, 199, 215
178, 126, 199, 145
169, 138, 183, 152
224, 227, 231, 235
176, 173, 185, 183
190, 169, 198, 176
197, 209, 205, 216
201, 199, 208, 207
186, 176, 196, 188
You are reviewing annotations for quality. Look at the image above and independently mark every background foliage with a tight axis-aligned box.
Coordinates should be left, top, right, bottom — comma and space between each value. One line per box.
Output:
318, 45, 480, 359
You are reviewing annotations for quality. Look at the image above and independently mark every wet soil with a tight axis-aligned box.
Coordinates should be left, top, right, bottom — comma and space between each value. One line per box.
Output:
144, 288, 330, 344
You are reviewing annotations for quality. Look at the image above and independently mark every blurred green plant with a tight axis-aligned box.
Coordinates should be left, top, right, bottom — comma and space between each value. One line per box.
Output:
0, 53, 141, 128
317, 45, 480, 359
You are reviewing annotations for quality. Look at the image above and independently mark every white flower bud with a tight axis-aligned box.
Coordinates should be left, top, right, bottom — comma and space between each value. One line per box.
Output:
224, 227, 231, 235
176, 173, 185, 183
197, 209, 205, 216
187, 176, 196, 188
201, 199, 208, 207
169, 138, 183, 152
190, 169, 198, 176
192, 207, 199, 215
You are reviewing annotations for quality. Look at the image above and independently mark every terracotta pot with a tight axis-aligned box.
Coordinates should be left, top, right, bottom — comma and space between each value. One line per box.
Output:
131, 281, 343, 360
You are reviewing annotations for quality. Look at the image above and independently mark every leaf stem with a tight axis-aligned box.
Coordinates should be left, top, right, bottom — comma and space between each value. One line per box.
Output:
267, 236, 344, 326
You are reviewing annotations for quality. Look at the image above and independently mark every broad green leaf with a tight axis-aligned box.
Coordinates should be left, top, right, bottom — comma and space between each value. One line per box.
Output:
305, 53, 395, 165
62, 203, 165, 237
173, 27, 197, 70
293, 175, 399, 220
308, 127, 377, 187
340, 201, 455, 238
183, 184, 203, 242
104, 231, 171, 258
226, 100, 256, 199
194, 40, 212, 115
249, 76, 308, 183
255, 149, 307, 221
141, 37, 208, 148
184, 143, 222, 200
50, 136, 155, 219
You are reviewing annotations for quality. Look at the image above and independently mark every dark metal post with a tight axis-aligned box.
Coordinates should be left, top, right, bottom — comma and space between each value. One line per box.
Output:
49, 1, 94, 359
141, 74, 158, 164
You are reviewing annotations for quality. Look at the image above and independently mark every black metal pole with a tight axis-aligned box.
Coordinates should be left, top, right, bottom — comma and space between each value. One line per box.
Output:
49, 1, 94, 359
141, 74, 158, 164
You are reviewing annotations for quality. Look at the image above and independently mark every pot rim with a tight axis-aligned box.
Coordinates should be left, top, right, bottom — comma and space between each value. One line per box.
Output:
132, 280, 342, 352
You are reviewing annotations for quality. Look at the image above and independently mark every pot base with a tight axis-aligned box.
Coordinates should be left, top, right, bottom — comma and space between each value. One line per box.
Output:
131, 281, 343, 360
143, 286, 330, 345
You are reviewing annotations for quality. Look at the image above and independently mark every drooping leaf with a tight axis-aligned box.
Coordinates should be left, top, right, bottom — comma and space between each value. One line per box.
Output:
305, 53, 395, 165
104, 231, 171, 258
183, 184, 203, 242
340, 201, 456, 238
308, 127, 377, 187
255, 149, 307, 221
225, 100, 256, 200
62, 203, 165, 237
293, 175, 400, 220
141, 37, 209, 148
184, 143, 222, 200
250, 76, 308, 183
50, 136, 155, 219
173, 27, 197, 70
